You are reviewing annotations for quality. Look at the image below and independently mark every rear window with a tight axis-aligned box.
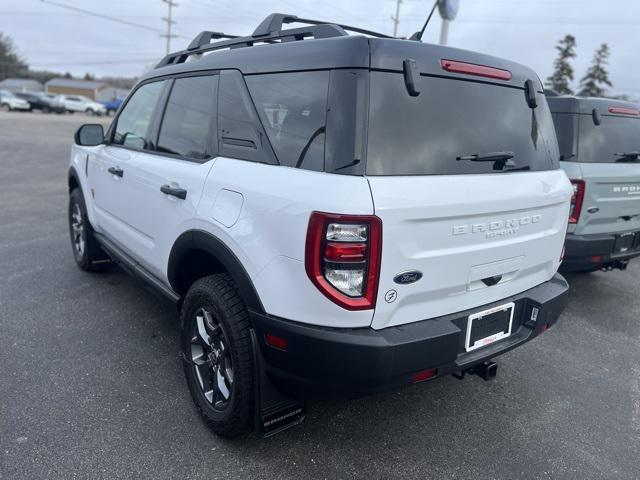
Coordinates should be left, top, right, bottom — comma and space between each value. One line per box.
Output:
576, 114, 640, 163
366, 72, 559, 175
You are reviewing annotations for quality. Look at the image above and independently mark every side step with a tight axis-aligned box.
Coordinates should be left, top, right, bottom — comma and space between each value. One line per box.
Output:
251, 330, 306, 437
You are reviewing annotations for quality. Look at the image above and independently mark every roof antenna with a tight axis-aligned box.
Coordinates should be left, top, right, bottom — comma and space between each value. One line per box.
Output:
410, 0, 439, 41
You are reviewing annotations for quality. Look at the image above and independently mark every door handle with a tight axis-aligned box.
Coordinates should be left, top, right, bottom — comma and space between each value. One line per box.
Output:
160, 184, 187, 200
107, 166, 124, 177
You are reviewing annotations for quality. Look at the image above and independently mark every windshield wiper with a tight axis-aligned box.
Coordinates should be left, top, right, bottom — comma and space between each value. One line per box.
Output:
614, 151, 640, 162
456, 151, 516, 170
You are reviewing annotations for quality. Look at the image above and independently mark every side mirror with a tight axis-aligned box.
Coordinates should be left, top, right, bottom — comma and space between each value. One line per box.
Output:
74, 124, 104, 146
592, 108, 601, 126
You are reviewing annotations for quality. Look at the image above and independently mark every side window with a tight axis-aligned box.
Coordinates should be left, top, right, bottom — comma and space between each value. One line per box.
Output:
112, 81, 165, 150
218, 70, 275, 164
245, 71, 329, 171
157, 75, 217, 160
553, 113, 578, 161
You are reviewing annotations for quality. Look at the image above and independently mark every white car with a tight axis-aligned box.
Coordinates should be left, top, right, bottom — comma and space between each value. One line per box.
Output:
67, 13, 572, 438
59, 94, 106, 116
0, 89, 30, 111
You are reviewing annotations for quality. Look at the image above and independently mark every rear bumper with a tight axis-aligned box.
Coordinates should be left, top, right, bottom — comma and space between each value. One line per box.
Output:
250, 273, 569, 399
561, 230, 640, 272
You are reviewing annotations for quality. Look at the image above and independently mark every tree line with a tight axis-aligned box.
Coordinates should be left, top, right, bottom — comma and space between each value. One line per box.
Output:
0, 33, 136, 88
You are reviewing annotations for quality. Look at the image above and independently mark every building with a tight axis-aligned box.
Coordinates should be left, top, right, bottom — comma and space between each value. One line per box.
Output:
96, 86, 130, 102
0, 78, 44, 93
45, 78, 109, 100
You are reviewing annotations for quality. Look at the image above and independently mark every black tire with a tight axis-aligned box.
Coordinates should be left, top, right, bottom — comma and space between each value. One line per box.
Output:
1, 103, 11, 112
85, 108, 95, 116
68, 188, 111, 271
180, 274, 255, 438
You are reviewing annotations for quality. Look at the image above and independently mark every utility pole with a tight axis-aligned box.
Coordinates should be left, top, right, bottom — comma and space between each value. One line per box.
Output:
161, 0, 178, 55
390, 0, 402, 37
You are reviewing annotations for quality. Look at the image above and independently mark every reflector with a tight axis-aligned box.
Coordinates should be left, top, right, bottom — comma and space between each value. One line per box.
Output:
265, 333, 287, 351
412, 368, 437, 383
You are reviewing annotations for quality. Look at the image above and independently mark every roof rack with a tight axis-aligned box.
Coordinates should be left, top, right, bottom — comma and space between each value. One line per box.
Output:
156, 12, 393, 69
252, 13, 392, 39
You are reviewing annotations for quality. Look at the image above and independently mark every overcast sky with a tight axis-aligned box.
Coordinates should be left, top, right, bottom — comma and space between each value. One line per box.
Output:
2, 0, 638, 98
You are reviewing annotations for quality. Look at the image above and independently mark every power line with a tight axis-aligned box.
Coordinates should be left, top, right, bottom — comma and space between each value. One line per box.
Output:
39, 0, 163, 33
37, 0, 188, 38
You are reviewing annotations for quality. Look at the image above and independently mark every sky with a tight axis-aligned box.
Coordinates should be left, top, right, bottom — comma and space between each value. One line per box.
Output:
1, 0, 639, 98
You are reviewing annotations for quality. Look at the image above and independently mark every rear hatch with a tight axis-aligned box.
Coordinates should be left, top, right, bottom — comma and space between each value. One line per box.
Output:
366, 41, 572, 330
554, 105, 640, 236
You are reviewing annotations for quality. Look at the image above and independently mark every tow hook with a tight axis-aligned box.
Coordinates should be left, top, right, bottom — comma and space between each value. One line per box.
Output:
453, 360, 498, 381
601, 260, 629, 272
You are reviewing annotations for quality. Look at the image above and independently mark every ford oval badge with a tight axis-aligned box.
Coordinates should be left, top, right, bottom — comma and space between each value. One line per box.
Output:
393, 271, 423, 285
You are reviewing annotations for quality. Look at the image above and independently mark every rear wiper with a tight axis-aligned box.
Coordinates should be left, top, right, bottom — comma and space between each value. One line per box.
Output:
456, 151, 516, 170
614, 152, 640, 162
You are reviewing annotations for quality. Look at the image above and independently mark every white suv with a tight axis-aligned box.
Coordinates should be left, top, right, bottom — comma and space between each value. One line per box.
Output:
59, 94, 106, 116
67, 14, 572, 438
0, 89, 30, 112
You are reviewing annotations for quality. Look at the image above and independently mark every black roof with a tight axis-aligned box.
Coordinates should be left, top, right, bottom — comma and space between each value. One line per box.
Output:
547, 95, 640, 115
142, 12, 543, 90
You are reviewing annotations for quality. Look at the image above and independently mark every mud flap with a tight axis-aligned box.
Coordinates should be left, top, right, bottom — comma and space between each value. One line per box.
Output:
251, 330, 306, 437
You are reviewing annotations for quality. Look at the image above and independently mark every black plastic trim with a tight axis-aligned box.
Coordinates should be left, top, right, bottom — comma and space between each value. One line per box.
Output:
561, 231, 640, 272
94, 232, 181, 305
167, 230, 265, 313
68, 166, 81, 191
249, 274, 569, 399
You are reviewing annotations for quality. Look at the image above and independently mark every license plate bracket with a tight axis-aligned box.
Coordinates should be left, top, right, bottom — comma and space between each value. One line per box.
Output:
465, 302, 515, 352
613, 232, 636, 254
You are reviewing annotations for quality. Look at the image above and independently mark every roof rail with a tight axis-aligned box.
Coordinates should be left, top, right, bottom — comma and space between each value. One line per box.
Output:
252, 13, 392, 39
156, 12, 393, 69
187, 31, 240, 51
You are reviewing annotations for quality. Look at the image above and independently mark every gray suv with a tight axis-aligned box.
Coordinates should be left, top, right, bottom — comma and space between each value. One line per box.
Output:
548, 95, 640, 272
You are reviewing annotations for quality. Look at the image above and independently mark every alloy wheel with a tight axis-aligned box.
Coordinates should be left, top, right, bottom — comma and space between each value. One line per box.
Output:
70, 203, 85, 257
190, 308, 234, 410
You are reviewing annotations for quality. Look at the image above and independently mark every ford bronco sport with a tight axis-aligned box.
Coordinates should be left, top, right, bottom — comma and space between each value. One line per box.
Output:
67, 14, 572, 438
547, 95, 640, 273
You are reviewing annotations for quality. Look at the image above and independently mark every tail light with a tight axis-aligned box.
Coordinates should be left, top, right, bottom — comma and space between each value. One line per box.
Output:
440, 59, 512, 81
569, 180, 585, 224
305, 212, 382, 310
608, 106, 640, 116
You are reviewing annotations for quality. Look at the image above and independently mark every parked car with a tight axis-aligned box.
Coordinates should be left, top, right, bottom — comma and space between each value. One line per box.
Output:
14, 92, 66, 113
0, 89, 30, 112
67, 13, 572, 438
59, 94, 106, 116
101, 97, 124, 115
548, 95, 640, 272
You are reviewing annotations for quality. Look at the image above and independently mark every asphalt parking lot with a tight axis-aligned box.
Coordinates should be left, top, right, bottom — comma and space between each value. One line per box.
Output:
1, 111, 639, 480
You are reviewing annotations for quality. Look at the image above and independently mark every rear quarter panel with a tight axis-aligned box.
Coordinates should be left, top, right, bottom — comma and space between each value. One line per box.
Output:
194, 157, 376, 328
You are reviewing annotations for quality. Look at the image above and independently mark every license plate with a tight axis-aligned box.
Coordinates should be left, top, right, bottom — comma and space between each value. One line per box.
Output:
465, 302, 515, 352
614, 232, 636, 254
